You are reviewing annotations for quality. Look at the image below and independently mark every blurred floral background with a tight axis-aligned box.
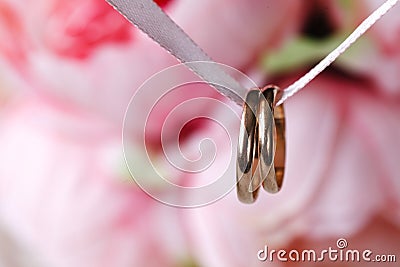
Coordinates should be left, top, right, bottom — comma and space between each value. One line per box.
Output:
0, 0, 399, 266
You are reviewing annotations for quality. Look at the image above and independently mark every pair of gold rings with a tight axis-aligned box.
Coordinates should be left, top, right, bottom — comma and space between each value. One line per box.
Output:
236, 85, 286, 203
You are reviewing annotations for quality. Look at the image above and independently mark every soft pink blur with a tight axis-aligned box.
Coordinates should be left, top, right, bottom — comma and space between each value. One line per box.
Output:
0, 0, 399, 267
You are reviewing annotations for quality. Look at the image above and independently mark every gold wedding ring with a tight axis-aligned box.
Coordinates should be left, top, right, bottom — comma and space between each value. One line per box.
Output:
236, 89, 261, 203
259, 85, 286, 193
236, 85, 286, 203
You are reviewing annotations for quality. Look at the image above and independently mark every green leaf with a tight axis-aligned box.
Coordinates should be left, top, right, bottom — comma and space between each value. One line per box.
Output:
261, 35, 348, 75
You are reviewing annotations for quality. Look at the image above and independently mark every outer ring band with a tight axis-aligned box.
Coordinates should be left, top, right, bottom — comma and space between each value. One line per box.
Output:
236, 89, 261, 203
259, 85, 286, 193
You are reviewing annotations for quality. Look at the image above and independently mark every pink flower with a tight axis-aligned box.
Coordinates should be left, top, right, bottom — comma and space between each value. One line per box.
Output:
184, 76, 400, 266
1, 0, 399, 267
180, 1, 400, 266
0, 95, 190, 266
44, 0, 134, 59
331, 0, 400, 96
0, 0, 304, 266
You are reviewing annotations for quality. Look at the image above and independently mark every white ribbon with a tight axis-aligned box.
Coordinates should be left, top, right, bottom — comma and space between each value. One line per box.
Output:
106, 0, 247, 106
277, 0, 399, 105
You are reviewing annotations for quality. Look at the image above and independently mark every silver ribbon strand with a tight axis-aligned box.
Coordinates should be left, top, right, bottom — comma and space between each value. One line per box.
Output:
106, 0, 247, 106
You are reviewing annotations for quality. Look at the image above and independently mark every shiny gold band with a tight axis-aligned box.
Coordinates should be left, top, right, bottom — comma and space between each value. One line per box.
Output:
236, 89, 261, 203
259, 85, 286, 193
236, 85, 286, 203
